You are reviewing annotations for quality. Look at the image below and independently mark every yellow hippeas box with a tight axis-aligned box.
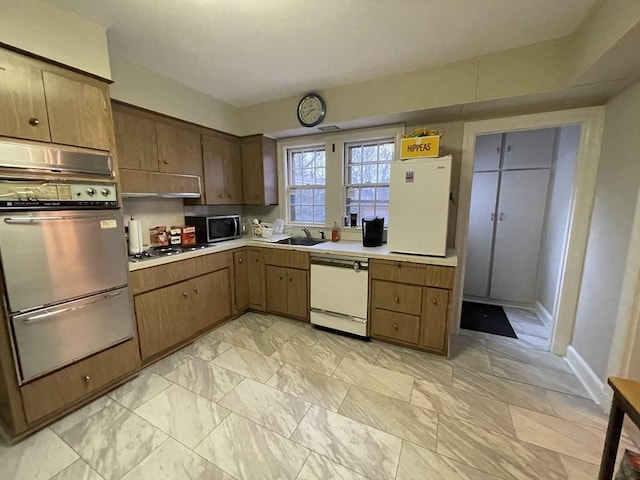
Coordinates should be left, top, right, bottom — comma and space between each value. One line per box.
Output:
400, 135, 440, 159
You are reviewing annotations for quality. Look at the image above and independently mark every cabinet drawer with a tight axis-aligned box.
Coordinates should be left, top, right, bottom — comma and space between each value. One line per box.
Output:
371, 308, 420, 344
264, 248, 309, 270
370, 259, 425, 285
21, 337, 140, 424
372, 280, 422, 315
424, 265, 455, 289
130, 250, 232, 294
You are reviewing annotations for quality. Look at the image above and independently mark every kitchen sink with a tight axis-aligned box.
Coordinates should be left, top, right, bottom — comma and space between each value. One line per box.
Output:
276, 237, 326, 246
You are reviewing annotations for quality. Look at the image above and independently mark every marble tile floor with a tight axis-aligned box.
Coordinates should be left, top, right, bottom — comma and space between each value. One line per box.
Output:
1, 311, 638, 480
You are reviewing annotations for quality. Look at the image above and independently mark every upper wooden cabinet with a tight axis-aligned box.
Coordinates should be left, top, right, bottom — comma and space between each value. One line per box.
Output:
0, 49, 51, 142
112, 108, 158, 171
42, 72, 111, 151
241, 135, 278, 205
0, 48, 112, 151
203, 133, 243, 204
157, 122, 203, 176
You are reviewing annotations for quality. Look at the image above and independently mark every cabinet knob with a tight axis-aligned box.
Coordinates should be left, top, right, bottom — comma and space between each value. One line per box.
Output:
255, 258, 259, 263
29, 117, 40, 126
394, 295, 400, 303
193, 287, 198, 293
279, 275, 284, 280
288, 277, 293, 282
432, 297, 438, 305
219, 194, 224, 199
162, 159, 169, 165
393, 323, 398, 330
227, 195, 232, 199
238, 258, 243, 263
183, 292, 188, 298
83, 375, 91, 383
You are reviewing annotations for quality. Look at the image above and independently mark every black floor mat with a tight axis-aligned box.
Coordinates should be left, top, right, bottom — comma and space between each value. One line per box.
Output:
460, 301, 518, 338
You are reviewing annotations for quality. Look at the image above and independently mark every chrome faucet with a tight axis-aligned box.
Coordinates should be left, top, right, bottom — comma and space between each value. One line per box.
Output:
301, 227, 312, 238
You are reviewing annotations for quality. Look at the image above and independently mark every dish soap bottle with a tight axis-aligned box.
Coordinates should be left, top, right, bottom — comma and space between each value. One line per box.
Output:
331, 220, 340, 242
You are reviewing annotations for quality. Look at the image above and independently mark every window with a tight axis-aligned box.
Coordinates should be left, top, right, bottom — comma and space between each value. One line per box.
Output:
345, 140, 393, 224
279, 125, 402, 228
287, 146, 326, 224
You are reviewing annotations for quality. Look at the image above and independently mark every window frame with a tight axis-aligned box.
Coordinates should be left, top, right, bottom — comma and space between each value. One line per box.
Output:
344, 138, 395, 226
286, 145, 327, 225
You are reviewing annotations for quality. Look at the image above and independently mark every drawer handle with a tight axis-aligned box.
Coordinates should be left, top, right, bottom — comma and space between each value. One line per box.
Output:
393, 323, 398, 330
394, 295, 400, 303
183, 292, 188, 298
29, 117, 40, 126
193, 287, 198, 293
432, 297, 438, 305
83, 375, 91, 383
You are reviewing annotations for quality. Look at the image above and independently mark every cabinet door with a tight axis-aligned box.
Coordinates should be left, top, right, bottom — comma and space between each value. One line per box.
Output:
490, 169, 550, 303
233, 250, 249, 311
0, 50, 51, 142
42, 72, 111, 151
194, 269, 231, 331
113, 109, 158, 171
464, 171, 499, 298
135, 279, 195, 360
503, 128, 556, 170
157, 122, 203, 176
287, 268, 309, 320
203, 134, 243, 204
241, 137, 265, 205
473, 133, 502, 172
247, 248, 266, 310
421, 288, 449, 352
265, 265, 288, 315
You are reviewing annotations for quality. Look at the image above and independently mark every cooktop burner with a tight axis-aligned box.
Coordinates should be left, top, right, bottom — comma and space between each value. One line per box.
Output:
128, 244, 215, 262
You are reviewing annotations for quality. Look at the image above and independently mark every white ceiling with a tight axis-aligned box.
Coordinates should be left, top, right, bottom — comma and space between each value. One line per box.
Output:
56, 0, 598, 107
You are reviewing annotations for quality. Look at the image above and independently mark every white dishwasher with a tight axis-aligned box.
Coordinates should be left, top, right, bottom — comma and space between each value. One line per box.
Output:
310, 255, 369, 337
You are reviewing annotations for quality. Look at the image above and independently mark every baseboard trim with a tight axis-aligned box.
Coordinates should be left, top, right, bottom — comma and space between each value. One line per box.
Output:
535, 301, 553, 328
565, 345, 611, 409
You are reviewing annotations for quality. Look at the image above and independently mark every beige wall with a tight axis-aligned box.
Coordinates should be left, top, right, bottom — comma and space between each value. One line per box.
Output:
109, 56, 243, 136
0, 0, 111, 79
571, 81, 640, 381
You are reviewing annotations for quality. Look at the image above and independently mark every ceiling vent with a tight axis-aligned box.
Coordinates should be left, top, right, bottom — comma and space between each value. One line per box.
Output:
318, 125, 340, 132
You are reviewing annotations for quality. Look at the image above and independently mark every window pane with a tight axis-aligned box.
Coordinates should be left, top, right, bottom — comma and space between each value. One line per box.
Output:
379, 163, 391, 183
362, 163, 377, 183
301, 189, 313, 204
315, 168, 326, 185
350, 146, 362, 163
291, 206, 301, 222
361, 206, 375, 219
302, 168, 314, 184
361, 187, 375, 201
315, 151, 326, 168
363, 145, 376, 162
376, 187, 389, 201
314, 189, 325, 204
350, 165, 362, 184
302, 151, 314, 168
375, 207, 388, 223
379, 143, 394, 161
292, 152, 303, 170
314, 207, 325, 224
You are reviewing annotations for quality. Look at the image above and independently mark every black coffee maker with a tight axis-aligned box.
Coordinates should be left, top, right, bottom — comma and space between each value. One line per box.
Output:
362, 217, 384, 247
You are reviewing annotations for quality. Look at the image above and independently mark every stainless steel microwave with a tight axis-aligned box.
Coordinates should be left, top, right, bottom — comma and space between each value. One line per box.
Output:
185, 215, 241, 243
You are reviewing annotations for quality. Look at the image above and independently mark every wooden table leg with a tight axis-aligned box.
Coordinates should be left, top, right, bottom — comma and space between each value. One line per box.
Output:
598, 395, 625, 480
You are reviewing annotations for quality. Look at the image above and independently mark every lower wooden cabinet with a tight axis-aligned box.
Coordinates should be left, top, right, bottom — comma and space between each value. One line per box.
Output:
247, 248, 266, 310
233, 249, 250, 312
265, 265, 309, 320
135, 268, 231, 360
20, 337, 140, 424
369, 259, 454, 355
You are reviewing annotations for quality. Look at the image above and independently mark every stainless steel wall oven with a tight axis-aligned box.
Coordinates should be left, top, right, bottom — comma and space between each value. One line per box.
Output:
0, 141, 135, 384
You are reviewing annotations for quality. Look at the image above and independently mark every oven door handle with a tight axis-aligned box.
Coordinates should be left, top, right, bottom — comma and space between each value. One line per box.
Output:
20, 290, 124, 323
4, 214, 113, 223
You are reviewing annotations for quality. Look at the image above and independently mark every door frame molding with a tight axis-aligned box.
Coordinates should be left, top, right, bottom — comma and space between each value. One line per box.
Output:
452, 106, 606, 355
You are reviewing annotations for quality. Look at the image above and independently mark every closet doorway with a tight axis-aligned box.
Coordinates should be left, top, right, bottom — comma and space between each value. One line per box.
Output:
461, 125, 580, 350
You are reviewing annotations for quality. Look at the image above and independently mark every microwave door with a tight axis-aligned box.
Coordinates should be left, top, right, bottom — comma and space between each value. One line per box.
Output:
207, 216, 240, 241
0, 210, 128, 313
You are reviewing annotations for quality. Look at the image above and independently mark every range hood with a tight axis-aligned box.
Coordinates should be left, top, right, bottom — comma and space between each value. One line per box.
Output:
119, 169, 201, 199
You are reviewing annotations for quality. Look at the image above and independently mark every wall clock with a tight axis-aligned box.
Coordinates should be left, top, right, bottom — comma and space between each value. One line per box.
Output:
297, 93, 326, 127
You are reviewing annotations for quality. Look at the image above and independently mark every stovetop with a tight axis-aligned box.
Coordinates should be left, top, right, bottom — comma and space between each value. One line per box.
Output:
128, 244, 215, 262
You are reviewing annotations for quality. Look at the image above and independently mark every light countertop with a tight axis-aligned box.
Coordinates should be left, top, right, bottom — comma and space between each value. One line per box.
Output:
128, 238, 457, 271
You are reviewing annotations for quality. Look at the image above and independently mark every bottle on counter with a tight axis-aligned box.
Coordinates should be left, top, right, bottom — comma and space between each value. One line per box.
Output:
331, 220, 340, 242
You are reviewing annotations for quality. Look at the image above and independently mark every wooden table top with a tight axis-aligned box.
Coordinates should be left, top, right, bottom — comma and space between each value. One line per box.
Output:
608, 377, 640, 419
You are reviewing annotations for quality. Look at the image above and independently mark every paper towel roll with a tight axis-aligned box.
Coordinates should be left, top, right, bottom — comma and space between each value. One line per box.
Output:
128, 219, 143, 254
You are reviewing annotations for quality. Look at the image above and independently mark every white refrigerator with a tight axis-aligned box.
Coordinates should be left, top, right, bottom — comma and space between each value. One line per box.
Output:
387, 155, 452, 256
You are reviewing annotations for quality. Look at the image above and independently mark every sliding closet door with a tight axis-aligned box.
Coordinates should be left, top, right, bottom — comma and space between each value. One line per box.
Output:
464, 171, 499, 297
490, 169, 550, 303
